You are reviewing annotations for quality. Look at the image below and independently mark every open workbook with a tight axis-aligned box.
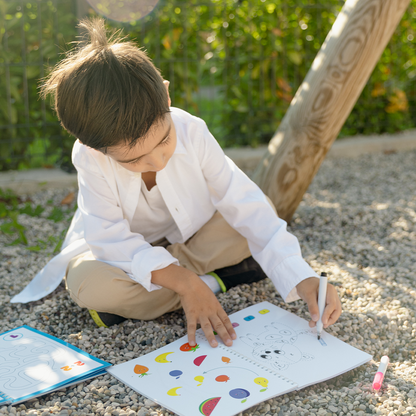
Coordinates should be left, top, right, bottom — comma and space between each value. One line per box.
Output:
0, 326, 110, 405
108, 301, 372, 416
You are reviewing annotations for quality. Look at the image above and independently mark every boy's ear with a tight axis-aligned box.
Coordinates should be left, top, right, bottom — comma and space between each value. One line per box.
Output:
163, 80, 171, 107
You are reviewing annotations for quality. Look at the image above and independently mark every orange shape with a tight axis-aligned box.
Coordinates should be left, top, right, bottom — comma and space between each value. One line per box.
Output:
134, 365, 149, 377
215, 375, 230, 383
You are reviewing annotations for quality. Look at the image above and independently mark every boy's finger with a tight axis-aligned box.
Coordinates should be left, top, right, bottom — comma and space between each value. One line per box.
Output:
322, 286, 342, 327
325, 298, 342, 327
200, 319, 218, 348
303, 291, 320, 323
187, 319, 197, 347
217, 310, 237, 342
326, 306, 342, 327
211, 316, 233, 347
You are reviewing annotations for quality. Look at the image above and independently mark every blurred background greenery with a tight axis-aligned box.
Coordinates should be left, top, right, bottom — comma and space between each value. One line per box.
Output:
0, 0, 415, 172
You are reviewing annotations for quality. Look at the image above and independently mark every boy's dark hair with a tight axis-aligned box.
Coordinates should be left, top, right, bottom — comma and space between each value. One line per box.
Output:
40, 18, 169, 150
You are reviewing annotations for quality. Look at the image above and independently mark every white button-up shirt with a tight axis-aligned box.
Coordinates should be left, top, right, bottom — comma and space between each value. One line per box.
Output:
11, 107, 317, 304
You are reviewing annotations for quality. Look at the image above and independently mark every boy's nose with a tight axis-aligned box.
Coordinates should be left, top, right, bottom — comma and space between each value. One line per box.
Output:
148, 154, 165, 171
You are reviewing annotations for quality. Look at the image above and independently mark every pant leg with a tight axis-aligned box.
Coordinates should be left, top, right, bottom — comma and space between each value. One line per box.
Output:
65, 251, 182, 320
166, 211, 251, 275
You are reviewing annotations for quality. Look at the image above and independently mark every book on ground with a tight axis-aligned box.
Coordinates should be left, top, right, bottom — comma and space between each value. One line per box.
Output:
0, 325, 110, 405
108, 301, 372, 416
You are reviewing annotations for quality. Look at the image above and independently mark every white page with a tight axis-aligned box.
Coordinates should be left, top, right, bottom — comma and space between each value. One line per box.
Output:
108, 334, 296, 416
220, 302, 372, 389
0, 326, 109, 403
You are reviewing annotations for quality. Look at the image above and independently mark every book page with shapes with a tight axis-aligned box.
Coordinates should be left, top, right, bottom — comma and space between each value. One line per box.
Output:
108, 334, 296, 416
219, 302, 372, 390
0, 326, 110, 404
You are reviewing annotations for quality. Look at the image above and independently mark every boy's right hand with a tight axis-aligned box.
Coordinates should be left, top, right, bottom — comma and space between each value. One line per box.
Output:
152, 264, 236, 348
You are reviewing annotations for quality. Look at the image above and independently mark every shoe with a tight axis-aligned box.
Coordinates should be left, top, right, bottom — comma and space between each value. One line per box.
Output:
208, 256, 267, 293
89, 310, 127, 327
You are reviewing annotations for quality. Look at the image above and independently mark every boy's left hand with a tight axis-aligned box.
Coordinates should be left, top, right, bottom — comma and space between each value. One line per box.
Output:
296, 277, 342, 328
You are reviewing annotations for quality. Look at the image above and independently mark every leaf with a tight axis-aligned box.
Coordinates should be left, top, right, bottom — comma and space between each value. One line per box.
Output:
162, 34, 171, 50
26, 245, 41, 252
287, 51, 302, 65
20, 203, 44, 217
386, 89, 408, 113
277, 77, 292, 93
60, 192, 75, 206
47, 207, 65, 223
371, 82, 386, 98
0, 222, 15, 234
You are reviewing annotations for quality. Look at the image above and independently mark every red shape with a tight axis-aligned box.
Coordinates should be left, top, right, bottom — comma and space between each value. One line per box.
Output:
193, 355, 207, 366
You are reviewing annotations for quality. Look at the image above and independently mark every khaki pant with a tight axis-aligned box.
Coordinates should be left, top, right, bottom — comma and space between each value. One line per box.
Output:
65, 211, 251, 320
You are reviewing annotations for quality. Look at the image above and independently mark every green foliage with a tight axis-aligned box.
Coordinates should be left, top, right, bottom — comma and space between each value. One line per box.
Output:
111, 0, 416, 146
0, 187, 74, 251
0, 0, 77, 171
1, 0, 416, 171
0, 188, 29, 245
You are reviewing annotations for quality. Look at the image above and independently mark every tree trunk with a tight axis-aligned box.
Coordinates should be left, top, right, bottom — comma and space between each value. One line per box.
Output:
252, 0, 410, 222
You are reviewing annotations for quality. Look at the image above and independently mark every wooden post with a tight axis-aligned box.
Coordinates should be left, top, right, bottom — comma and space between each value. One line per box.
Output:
252, 0, 410, 222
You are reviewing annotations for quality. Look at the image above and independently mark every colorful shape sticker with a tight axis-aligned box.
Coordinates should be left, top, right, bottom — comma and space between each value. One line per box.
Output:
155, 352, 174, 363
194, 355, 207, 366
232, 322, 239, 328
258, 309, 270, 315
244, 315, 255, 321
169, 370, 183, 379
199, 397, 221, 415
221, 356, 231, 364
180, 342, 200, 352
134, 365, 150, 377
254, 377, 269, 392
215, 375, 230, 383
229, 388, 250, 403
167, 387, 182, 396
194, 375, 204, 386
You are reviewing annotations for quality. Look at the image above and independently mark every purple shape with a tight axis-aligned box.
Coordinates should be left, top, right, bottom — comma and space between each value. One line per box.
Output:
229, 388, 250, 399
232, 322, 239, 328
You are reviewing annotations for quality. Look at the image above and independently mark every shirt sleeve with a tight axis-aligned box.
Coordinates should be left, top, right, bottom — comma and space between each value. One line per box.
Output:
73, 144, 179, 291
195, 122, 318, 302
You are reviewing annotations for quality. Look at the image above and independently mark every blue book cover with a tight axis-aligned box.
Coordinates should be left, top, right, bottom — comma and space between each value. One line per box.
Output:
0, 325, 111, 405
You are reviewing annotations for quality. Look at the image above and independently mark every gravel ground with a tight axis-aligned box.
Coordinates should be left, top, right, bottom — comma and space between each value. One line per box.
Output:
1, 149, 416, 416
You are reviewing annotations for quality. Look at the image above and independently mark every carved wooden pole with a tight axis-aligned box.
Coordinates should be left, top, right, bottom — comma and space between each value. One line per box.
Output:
252, 0, 410, 222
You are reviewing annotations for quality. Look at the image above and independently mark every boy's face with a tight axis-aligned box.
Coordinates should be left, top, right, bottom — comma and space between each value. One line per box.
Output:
106, 113, 177, 173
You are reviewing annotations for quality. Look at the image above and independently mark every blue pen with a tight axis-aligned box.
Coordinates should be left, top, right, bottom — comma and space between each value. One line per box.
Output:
316, 272, 328, 340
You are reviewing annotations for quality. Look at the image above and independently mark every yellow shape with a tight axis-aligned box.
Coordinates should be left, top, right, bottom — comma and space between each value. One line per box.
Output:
167, 386, 182, 396
259, 309, 270, 314
155, 352, 174, 363
194, 375, 204, 386
254, 377, 269, 388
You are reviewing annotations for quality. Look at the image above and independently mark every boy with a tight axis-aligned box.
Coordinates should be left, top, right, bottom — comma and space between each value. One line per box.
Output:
12, 18, 341, 348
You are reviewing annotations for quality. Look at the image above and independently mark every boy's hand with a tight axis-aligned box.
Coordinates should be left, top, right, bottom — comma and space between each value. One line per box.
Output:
151, 264, 236, 348
296, 277, 342, 329
178, 275, 237, 348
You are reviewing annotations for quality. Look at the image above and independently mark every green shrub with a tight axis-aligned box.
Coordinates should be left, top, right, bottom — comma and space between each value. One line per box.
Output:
1, 0, 415, 171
